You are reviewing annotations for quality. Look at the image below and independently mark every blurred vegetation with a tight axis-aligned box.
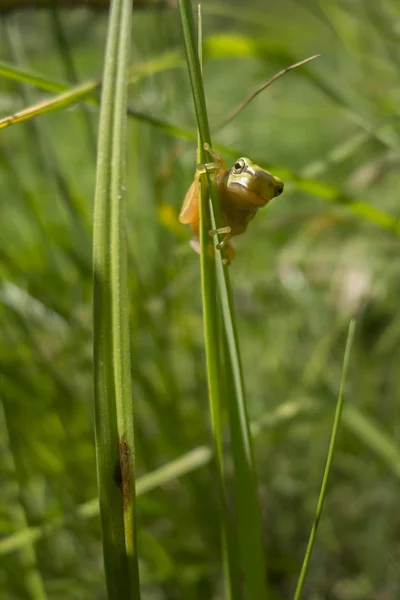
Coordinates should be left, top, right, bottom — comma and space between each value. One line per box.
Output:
0, 1, 172, 13
1, 1, 400, 598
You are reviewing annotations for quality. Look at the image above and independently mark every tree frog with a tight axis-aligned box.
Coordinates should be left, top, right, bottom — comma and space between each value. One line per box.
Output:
179, 144, 284, 264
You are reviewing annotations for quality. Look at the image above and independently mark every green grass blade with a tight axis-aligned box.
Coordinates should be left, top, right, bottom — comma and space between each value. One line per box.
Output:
177, 1, 269, 597
0, 79, 98, 130
293, 319, 357, 600
196, 6, 240, 598
217, 260, 268, 600
92, 0, 140, 596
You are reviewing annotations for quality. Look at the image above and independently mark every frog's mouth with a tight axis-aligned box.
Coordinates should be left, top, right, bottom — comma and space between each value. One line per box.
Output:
245, 166, 284, 200
273, 178, 284, 196
230, 170, 284, 206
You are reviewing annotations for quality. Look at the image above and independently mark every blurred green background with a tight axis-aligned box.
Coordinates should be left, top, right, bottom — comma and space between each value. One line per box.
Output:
1, 1, 400, 598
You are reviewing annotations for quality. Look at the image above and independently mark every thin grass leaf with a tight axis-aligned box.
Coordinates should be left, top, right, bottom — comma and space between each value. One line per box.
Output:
293, 319, 357, 600
92, 0, 140, 596
203, 33, 400, 150
0, 50, 183, 130
216, 54, 320, 131
0, 79, 98, 130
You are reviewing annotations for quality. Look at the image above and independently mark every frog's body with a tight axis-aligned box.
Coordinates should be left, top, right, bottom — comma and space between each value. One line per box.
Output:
179, 147, 284, 264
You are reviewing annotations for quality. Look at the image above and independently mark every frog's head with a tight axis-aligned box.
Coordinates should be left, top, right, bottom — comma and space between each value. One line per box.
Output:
226, 157, 284, 207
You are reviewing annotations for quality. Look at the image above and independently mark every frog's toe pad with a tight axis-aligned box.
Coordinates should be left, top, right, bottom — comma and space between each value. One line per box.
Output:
209, 226, 231, 237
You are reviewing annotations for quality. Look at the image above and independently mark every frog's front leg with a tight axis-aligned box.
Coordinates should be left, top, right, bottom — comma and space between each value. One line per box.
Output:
203, 143, 226, 171
209, 226, 234, 265
196, 143, 226, 180
209, 226, 231, 247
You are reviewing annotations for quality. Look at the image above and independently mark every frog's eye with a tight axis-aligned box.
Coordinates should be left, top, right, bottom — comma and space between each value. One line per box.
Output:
233, 159, 245, 174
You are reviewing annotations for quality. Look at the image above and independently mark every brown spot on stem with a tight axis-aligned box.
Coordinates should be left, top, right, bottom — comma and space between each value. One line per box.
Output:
115, 436, 133, 512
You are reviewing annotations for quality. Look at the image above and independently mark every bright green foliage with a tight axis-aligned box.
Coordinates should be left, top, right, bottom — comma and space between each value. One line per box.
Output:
1, 2, 400, 599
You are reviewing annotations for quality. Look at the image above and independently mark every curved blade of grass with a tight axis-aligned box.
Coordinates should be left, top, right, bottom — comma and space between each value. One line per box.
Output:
0, 50, 183, 130
178, 1, 269, 598
217, 54, 320, 131
92, 0, 140, 596
293, 319, 356, 600
203, 33, 400, 150
0, 79, 98, 130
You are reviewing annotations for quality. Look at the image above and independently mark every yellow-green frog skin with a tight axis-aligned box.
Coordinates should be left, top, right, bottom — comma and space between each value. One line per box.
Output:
179, 149, 284, 264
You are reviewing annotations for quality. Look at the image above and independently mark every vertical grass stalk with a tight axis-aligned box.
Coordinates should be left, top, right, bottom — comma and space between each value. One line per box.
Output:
92, 0, 140, 597
196, 7, 241, 599
178, 1, 269, 597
